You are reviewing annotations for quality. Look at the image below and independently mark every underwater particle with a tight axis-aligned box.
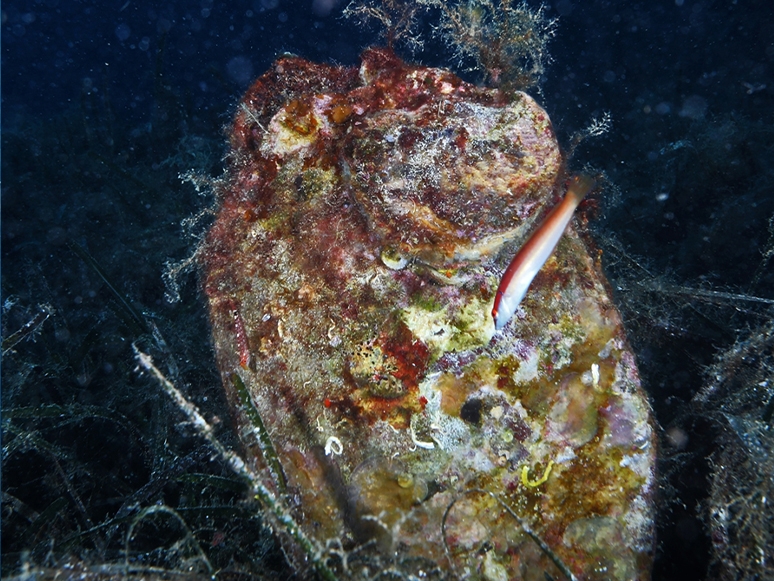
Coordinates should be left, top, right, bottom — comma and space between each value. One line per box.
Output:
678, 94, 708, 120
227, 55, 255, 86
665, 426, 688, 450
312, 0, 338, 17
115, 23, 131, 41
203, 47, 655, 580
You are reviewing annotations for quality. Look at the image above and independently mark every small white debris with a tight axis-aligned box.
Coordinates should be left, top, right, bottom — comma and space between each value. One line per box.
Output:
324, 436, 343, 456
591, 363, 600, 387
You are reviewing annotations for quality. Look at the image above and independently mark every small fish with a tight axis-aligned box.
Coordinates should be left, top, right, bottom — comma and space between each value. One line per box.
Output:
492, 174, 597, 330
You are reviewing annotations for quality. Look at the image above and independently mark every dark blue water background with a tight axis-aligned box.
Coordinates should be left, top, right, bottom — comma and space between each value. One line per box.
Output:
3, 1, 773, 579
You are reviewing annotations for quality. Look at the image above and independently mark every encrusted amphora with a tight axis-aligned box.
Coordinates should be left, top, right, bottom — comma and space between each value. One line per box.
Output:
202, 48, 655, 580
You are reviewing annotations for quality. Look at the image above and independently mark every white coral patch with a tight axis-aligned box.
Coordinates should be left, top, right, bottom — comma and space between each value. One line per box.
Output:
402, 304, 451, 352
513, 349, 540, 383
